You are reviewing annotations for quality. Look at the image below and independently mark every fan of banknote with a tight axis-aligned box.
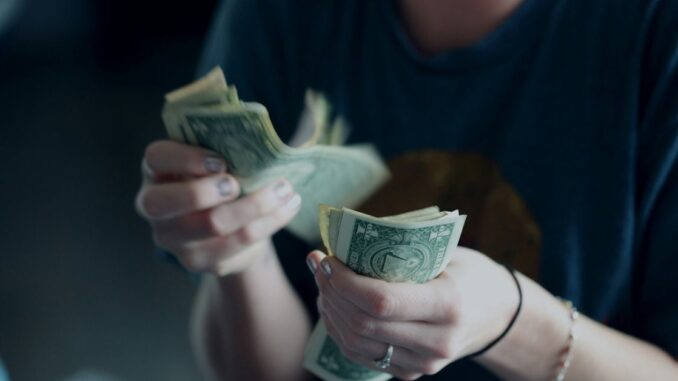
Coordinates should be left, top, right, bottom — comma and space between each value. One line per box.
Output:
304, 205, 466, 381
161, 67, 390, 242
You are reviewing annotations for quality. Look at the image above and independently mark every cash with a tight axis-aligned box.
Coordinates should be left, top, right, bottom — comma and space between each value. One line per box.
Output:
304, 205, 466, 381
161, 67, 390, 242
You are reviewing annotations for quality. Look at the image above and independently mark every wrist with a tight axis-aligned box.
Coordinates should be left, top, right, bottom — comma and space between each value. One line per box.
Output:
217, 239, 277, 283
466, 264, 523, 358
475, 273, 570, 381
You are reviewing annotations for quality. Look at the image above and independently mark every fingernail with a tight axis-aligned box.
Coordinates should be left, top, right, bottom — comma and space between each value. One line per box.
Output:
286, 194, 302, 210
274, 180, 292, 199
216, 178, 233, 197
321, 259, 332, 277
307, 257, 317, 274
204, 156, 225, 173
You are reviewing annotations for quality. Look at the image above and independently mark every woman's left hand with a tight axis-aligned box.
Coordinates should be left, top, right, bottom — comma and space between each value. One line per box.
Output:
307, 247, 520, 380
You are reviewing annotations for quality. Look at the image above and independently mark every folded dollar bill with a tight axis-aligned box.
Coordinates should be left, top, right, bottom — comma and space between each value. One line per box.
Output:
305, 205, 466, 381
161, 67, 390, 242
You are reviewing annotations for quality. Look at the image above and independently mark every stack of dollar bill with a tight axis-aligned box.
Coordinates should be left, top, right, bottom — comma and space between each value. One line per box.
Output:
304, 205, 466, 381
161, 67, 390, 242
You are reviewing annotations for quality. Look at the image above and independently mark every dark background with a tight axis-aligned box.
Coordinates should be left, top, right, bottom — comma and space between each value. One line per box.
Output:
0, 0, 219, 379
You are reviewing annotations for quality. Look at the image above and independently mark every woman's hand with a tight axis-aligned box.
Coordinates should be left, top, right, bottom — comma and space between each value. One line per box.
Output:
307, 247, 520, 380
135, 140, 301, 276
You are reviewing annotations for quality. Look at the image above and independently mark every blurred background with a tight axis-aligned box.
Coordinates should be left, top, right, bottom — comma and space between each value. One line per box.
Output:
0, 0, 219, 379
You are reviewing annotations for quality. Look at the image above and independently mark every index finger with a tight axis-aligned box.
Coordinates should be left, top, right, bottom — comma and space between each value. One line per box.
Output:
321, 256, 452, 322
144, 140, 226, 179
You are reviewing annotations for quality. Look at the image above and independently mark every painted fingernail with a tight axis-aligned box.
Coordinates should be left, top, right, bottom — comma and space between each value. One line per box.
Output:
204, 155, 225, 173
321, 259, 332, 277
307, 257, 317, 274
286, 194, 302, 210
274, 180, 292, 199
216, 178, 233, 197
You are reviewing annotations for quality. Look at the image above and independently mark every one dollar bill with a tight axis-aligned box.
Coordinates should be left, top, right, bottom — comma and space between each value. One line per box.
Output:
160, 67, 390, 242
304, 205, 466, 381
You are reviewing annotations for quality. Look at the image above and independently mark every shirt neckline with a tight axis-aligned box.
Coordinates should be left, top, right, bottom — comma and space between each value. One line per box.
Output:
380, 0, 553, 72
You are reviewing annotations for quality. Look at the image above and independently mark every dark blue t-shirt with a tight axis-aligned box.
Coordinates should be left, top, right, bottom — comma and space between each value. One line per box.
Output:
197, 0, 678, 379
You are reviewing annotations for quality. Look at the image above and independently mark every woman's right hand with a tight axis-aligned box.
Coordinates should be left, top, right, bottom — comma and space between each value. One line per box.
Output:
134, 140, 302, 276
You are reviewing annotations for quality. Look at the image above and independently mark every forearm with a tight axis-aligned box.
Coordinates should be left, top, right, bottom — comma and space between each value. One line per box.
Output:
567, 315, 677, 380
191, 240, 313, 381
477, 273, 678, 381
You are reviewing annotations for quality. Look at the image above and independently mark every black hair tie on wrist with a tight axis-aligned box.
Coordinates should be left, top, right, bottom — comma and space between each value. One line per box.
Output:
466, 264, 523, 358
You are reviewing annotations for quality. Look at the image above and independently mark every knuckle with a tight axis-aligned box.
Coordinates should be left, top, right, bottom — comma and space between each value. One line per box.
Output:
432, 284, 459, 323
350, 314, 376, 337
445, 288, 462, 322
440, 298, 459, 323
368, 290, 396, 319
184, 182, 209, 210
430, 336, 455, 359
202, 210, 224, 236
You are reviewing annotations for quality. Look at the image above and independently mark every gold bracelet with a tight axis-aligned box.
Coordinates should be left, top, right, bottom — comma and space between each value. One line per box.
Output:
554, 299, 579, 381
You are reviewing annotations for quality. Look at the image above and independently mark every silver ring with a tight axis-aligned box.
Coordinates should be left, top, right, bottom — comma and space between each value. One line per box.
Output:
373, 344, 394, 370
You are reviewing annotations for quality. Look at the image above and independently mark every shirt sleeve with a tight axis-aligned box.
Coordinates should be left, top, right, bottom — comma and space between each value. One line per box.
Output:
633, 0, 678, 358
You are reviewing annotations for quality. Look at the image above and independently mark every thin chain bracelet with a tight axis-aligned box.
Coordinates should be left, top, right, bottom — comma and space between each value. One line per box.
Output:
554, 299, 579, 381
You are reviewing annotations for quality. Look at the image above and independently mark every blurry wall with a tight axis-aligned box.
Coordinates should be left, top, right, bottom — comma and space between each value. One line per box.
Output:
0, 0, 22, 35
0, 1, 217, 380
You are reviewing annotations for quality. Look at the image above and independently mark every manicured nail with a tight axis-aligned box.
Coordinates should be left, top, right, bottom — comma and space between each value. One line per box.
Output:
286, 194, 302, 210
307, 257, 317, 274
321, 259, 332, 277
204, 156, 225, 173
216, 178, 233, 197
274, 180, 292, 199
